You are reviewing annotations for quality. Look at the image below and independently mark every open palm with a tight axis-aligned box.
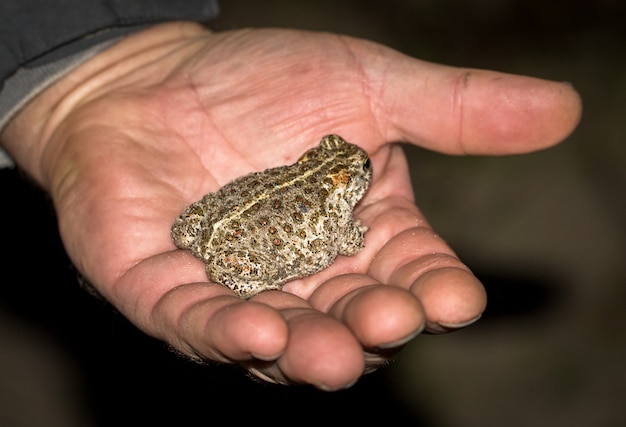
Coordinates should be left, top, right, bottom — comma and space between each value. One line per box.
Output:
16, 23, 580, 389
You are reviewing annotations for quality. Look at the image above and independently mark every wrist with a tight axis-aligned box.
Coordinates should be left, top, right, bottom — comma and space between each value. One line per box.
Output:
0, 21, 209, 187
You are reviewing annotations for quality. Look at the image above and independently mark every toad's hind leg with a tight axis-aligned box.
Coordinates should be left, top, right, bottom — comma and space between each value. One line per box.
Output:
171, 192, 220, 249
206, 250, 282, 298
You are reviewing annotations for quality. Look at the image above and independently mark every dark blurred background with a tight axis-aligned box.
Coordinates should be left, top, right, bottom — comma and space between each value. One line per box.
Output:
2, 1, 624, 426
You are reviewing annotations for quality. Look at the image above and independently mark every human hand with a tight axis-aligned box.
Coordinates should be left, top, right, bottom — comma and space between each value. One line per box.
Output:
1, 23, 581, 389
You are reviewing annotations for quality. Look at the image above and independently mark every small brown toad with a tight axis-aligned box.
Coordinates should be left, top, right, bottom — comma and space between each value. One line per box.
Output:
171, 134, 372, 298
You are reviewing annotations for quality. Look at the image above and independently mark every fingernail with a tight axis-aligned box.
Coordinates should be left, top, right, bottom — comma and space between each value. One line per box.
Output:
438, 314, 482, 329
317, 379, 358, 392
251, 351, 283, 361
377, 325, 424, 349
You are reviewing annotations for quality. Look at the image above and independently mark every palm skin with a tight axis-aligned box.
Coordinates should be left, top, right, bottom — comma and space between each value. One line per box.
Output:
1, 23, 581, 390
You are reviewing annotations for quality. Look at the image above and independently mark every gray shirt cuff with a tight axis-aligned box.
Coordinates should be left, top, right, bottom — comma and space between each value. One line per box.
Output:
0, 35, 126, 168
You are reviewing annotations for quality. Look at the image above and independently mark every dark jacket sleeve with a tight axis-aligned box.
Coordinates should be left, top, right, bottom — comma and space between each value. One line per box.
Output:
0, 0, 219, 165
0, 0, 219, 83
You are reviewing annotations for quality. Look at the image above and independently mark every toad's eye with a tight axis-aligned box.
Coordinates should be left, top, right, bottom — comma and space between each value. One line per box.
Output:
363, 158, 372, 170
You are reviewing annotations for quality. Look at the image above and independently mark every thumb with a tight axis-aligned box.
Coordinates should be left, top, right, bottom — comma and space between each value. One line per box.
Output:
361, 43, 582, 155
